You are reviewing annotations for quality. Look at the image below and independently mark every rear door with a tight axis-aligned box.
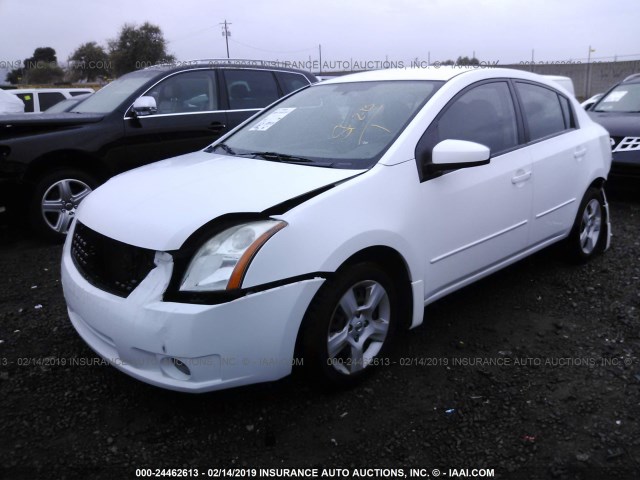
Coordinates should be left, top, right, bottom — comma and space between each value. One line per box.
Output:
514, 81, 587, 245
221, 69, 282, 131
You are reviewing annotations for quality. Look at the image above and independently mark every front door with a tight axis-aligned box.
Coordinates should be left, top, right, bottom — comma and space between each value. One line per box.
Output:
121, 69, 228, 171
418, 81, 533, 301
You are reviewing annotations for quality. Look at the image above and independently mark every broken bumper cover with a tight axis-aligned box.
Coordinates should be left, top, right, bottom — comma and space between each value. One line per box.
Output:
61, 239, 324, 393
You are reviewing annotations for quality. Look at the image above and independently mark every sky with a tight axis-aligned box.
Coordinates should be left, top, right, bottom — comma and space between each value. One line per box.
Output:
1, 0, 639, 76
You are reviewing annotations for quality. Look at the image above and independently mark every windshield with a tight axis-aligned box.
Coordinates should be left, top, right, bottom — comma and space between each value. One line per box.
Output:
215, 80, 442, 169
593, 83, 640, 113
70, 70, 159, 114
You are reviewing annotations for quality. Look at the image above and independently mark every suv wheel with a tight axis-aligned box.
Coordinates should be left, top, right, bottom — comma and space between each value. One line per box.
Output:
30, 169, 97, 242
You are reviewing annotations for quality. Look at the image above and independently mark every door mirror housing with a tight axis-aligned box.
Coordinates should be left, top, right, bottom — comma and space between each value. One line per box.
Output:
428, 139, 490, 173
131, 96, 157, 117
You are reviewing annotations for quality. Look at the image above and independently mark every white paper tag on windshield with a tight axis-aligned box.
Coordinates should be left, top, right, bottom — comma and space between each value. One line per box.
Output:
603, 91, 627, 102
249, 108, 296, 131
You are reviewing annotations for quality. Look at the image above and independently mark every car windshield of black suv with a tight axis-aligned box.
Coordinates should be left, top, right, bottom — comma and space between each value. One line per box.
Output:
593, 83, 640, 113
212, 80, 442, 169
70, 69, 160, 114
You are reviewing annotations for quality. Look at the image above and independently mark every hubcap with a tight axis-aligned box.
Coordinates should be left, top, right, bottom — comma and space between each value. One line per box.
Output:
41, 179, 92, 234
327, 279, 390, 375
579, 198, 602, 255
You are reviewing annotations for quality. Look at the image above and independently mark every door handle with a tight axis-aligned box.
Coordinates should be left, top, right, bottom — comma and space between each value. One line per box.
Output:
574, 147, 587, 159
208, 122, 226, 133
511, 170, 532, 184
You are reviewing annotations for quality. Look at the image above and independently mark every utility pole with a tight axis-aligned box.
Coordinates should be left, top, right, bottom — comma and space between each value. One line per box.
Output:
585, 45, 595, 98
220, 20, 231, 59
531, 49, 535, 72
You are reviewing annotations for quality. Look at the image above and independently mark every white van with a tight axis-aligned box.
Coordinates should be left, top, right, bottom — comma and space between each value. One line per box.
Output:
543, 75, 576, 97
8, 88, 94, 113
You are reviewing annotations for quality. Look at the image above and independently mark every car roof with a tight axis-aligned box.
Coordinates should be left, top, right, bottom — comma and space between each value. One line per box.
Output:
319, 67, 569, 89
9, 88, 94, 93
140, 59, 317, 79
622, 72, 640, 83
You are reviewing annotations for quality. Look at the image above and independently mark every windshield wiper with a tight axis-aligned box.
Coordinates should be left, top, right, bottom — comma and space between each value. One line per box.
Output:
238, 151, 313, 163
206, 143, 236, 155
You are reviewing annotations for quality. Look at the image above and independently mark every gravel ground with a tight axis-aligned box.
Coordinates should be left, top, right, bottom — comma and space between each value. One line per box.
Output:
0, 194, 639, 480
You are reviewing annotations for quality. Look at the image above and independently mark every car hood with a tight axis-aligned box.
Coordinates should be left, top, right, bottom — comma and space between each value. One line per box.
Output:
0, 112, 104, 138
588, 111, 640, 137
77, 151, 364, 251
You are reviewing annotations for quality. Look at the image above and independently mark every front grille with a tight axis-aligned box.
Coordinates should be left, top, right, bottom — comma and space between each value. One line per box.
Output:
71, 222, 156, 298
612, 136, 640, 153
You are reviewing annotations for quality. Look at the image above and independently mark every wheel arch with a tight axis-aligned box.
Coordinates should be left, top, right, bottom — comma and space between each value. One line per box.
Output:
586, 176, 610, 231
23, 150, 112, 185
588, 176, 606, 191
336, 245, 414, 331
293, 244, 415, 365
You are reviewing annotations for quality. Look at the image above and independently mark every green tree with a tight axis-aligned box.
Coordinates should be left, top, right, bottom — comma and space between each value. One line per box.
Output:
24, 47, 58, 68
69, 42, 111, 81
21, 47, 64, 84
6, 68, 23, 84
456, 56, 480, 66
25, 63, 65, 84
108, 22, 175, 76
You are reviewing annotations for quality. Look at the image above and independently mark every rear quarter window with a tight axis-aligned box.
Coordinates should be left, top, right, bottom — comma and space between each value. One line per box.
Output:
276, 72, 311, 95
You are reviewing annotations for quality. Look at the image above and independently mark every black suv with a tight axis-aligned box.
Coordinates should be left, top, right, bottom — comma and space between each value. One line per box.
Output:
0, 60, 317, 240
588, 72, 640, 191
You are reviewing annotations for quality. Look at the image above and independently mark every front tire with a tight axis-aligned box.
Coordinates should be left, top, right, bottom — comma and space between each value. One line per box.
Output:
301, 262, 398, 388
566, 187, 607, 263
29, 169, 97, 242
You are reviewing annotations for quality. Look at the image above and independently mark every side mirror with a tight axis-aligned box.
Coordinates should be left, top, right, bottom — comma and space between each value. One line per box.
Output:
131, 96, 157, 117
429, 139, 490, 172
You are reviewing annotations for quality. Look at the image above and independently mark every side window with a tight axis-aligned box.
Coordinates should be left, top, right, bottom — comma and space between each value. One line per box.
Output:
276, 72, 310, 95
224, 69, 279, 110
146, 71, 217, 115
15, 93, 34, 112
38, 92, 66, 111
516, 82, 567, 141
69, 91, 89, 97
437, 82, 518, 155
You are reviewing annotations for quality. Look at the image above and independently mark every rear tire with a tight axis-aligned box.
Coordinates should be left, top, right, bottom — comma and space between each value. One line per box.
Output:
29, 169, 97, 243
565, 187, 607, 263
301, 262, 398, 389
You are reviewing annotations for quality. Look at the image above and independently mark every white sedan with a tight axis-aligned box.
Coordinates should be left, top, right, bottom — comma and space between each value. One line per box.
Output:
61, 67, 612, 392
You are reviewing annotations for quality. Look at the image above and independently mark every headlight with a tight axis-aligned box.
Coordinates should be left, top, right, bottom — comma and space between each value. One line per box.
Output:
180, 220, 286, 292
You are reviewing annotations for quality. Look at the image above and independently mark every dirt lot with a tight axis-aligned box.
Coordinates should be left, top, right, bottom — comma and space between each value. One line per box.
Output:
1, 194, 639, 480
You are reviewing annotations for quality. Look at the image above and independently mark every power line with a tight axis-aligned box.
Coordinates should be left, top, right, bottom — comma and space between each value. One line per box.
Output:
227, 37, 317, 55
168, 26, 218, 44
